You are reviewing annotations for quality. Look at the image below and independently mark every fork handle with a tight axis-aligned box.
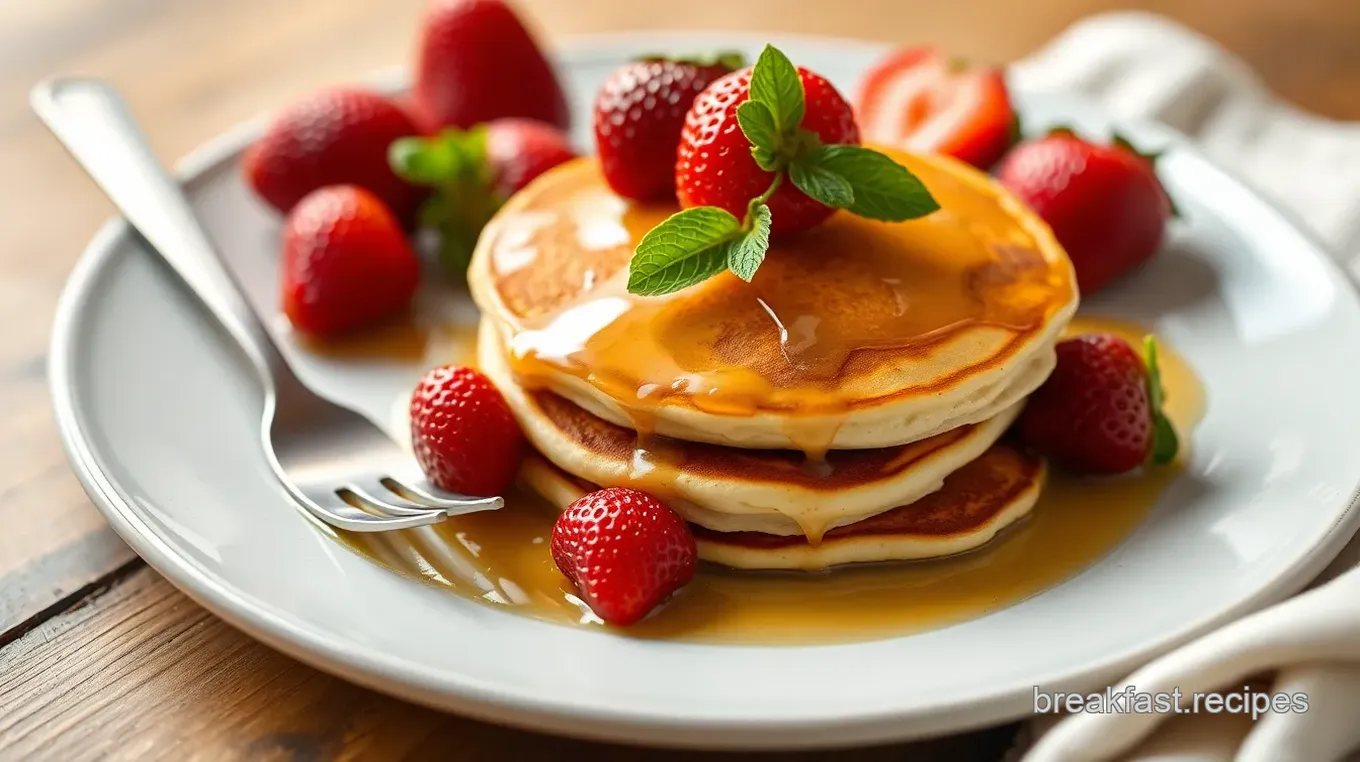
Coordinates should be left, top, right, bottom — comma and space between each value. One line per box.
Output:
31, 77, 287, 387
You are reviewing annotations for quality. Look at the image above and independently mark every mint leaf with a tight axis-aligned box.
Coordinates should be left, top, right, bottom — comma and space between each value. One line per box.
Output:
749, 45, 804, 137
630, 243, 730, 296
727, 203, 772, 281
1143, 335, 1180, 465
789, 156, 854, 209
628, 207, 742, 296
811, 145, 939, 221
737, 101, 780, 169
751, 146, 779, 173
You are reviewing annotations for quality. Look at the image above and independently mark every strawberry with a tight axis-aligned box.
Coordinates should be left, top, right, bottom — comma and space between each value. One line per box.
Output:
624, 45, 937, 297
593, 54, 743, 201
551, 487, 698, 626
411, 0, 569, 134
484, 118, 577, 198
390, 118, 576, 271
676, 65, 860, 236
409, 365, 525, 496
997, 130, 1173, 295
280, 186, 420, 336
244, 89, 423, 222
1017, 334, 1178, 475
855, 46, 1016, 170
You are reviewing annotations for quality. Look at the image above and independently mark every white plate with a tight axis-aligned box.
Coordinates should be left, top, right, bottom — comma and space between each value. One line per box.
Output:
50, 33, 1360, 749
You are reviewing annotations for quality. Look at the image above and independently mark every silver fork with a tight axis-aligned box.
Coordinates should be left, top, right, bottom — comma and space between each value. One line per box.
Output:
32, 78, 504, 532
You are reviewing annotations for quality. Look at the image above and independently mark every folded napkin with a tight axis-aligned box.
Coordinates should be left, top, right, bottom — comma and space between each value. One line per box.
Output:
1002, 12, 1360, 762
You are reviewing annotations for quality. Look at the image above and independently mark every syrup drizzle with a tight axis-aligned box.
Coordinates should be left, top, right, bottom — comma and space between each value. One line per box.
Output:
477, 153, 1076, 462
328, 316, 1204, 645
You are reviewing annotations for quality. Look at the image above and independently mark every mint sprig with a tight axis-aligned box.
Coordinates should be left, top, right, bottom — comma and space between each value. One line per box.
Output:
627, 207, 741, 294
1143, 335, 1179, 465
626, 44, 940, 297
389, 128, 498, 273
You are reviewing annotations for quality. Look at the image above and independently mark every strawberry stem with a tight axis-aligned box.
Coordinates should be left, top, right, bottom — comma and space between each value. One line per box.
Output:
633, 51, 746, 71
751, 172, 783, 209
1143, 335, 1180, 465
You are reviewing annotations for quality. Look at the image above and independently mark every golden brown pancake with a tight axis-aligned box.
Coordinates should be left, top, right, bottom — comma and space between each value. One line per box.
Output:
520, 442, 1046, 571
479, 316, 1024, 540
469, 148, 1078, 451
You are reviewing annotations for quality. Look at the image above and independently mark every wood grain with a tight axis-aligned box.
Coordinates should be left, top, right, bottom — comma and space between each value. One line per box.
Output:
0, 568, 1017, 761
5, 0, 1360, 639
0, 0, 1355, 759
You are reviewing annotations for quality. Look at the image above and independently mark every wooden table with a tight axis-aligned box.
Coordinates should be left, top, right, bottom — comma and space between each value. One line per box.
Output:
1, 0, 1356, 758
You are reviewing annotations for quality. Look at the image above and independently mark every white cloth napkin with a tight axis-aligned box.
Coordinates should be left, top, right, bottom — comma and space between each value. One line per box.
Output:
1002, 11, 1360, 762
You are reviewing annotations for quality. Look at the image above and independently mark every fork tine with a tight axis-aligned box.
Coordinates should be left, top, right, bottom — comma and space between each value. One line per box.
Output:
302, 494, 447, 532
385, 475, 505, 514
342, 482, 446, 518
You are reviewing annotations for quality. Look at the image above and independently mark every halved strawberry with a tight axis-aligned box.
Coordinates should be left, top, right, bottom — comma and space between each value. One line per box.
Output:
855, 46, 1016, 170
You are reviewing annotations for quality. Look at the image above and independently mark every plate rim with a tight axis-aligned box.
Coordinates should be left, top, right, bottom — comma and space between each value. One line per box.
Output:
45, 32, 1360, 749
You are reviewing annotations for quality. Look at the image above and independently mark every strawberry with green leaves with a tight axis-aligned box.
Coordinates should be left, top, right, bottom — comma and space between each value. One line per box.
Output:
629, 45, 939, 297
594, 52, 745, 201
389, 118, 576, 272
997, 129, 1174, 295
1017, 333, 1179, 476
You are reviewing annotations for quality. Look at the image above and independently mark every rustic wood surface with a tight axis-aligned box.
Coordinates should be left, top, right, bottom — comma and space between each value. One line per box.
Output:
0, 0, 1356, 759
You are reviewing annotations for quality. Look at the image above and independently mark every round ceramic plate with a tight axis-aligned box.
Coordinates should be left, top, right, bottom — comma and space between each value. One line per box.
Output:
50, 33, 1360, 749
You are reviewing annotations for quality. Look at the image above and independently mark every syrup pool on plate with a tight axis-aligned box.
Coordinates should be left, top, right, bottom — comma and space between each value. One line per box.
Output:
322, 315, 1204, 645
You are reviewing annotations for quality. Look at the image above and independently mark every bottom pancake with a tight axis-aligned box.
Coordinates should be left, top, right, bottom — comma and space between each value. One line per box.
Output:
519, 442, 1046, 572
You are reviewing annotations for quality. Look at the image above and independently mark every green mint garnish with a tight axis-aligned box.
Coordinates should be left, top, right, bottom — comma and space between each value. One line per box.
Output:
736, 101, 780, 171
627, 207, 742, 295
1143, 335, 1180, 465
727, 203, 772, 281
789, 154, 854, 208
797, 144, 936, 221
389, 127, 498, 274
748, 45, 804, 138
626, 44, 939, 297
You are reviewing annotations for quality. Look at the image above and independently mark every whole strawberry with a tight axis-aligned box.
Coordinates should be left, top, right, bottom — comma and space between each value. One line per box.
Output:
1017, 333, 1179, 475
551, 487, 697, 626
484, 118, 577, 198
410, 365, 525, 496
280, 186, 420, 336
593, 54, 743, 201
390, 118, 576, 271
412, 0, 569, 133
676, 64, 859, 236
998, 130, 1173, 295
245, 89, 422, 221
625, 45, 938, 298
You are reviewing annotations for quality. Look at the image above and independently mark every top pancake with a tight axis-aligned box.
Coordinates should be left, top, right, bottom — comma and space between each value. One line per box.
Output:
469, 146, 1078, 451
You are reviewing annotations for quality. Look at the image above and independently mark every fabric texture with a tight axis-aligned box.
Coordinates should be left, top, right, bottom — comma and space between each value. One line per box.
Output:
1003, 12, 1360, 762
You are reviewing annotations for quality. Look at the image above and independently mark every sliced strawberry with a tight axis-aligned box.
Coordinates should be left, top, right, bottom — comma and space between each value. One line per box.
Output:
855, 46, 1016, 170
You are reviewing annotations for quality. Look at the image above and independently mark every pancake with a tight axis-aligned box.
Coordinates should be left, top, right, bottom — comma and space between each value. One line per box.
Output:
520, 442, 1046, 571
481, 317, 1025, 540
469, 147, 1078, 452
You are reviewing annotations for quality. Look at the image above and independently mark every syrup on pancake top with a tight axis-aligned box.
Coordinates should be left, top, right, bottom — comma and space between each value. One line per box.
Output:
468, 147, 1078, 452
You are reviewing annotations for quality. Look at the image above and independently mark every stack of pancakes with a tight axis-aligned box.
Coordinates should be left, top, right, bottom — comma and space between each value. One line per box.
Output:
469, 146, 1079, 571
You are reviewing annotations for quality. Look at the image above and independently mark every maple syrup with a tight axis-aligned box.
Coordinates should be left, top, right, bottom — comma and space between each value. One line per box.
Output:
473, 152, 1077, 457
329, 316, 1202, 645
